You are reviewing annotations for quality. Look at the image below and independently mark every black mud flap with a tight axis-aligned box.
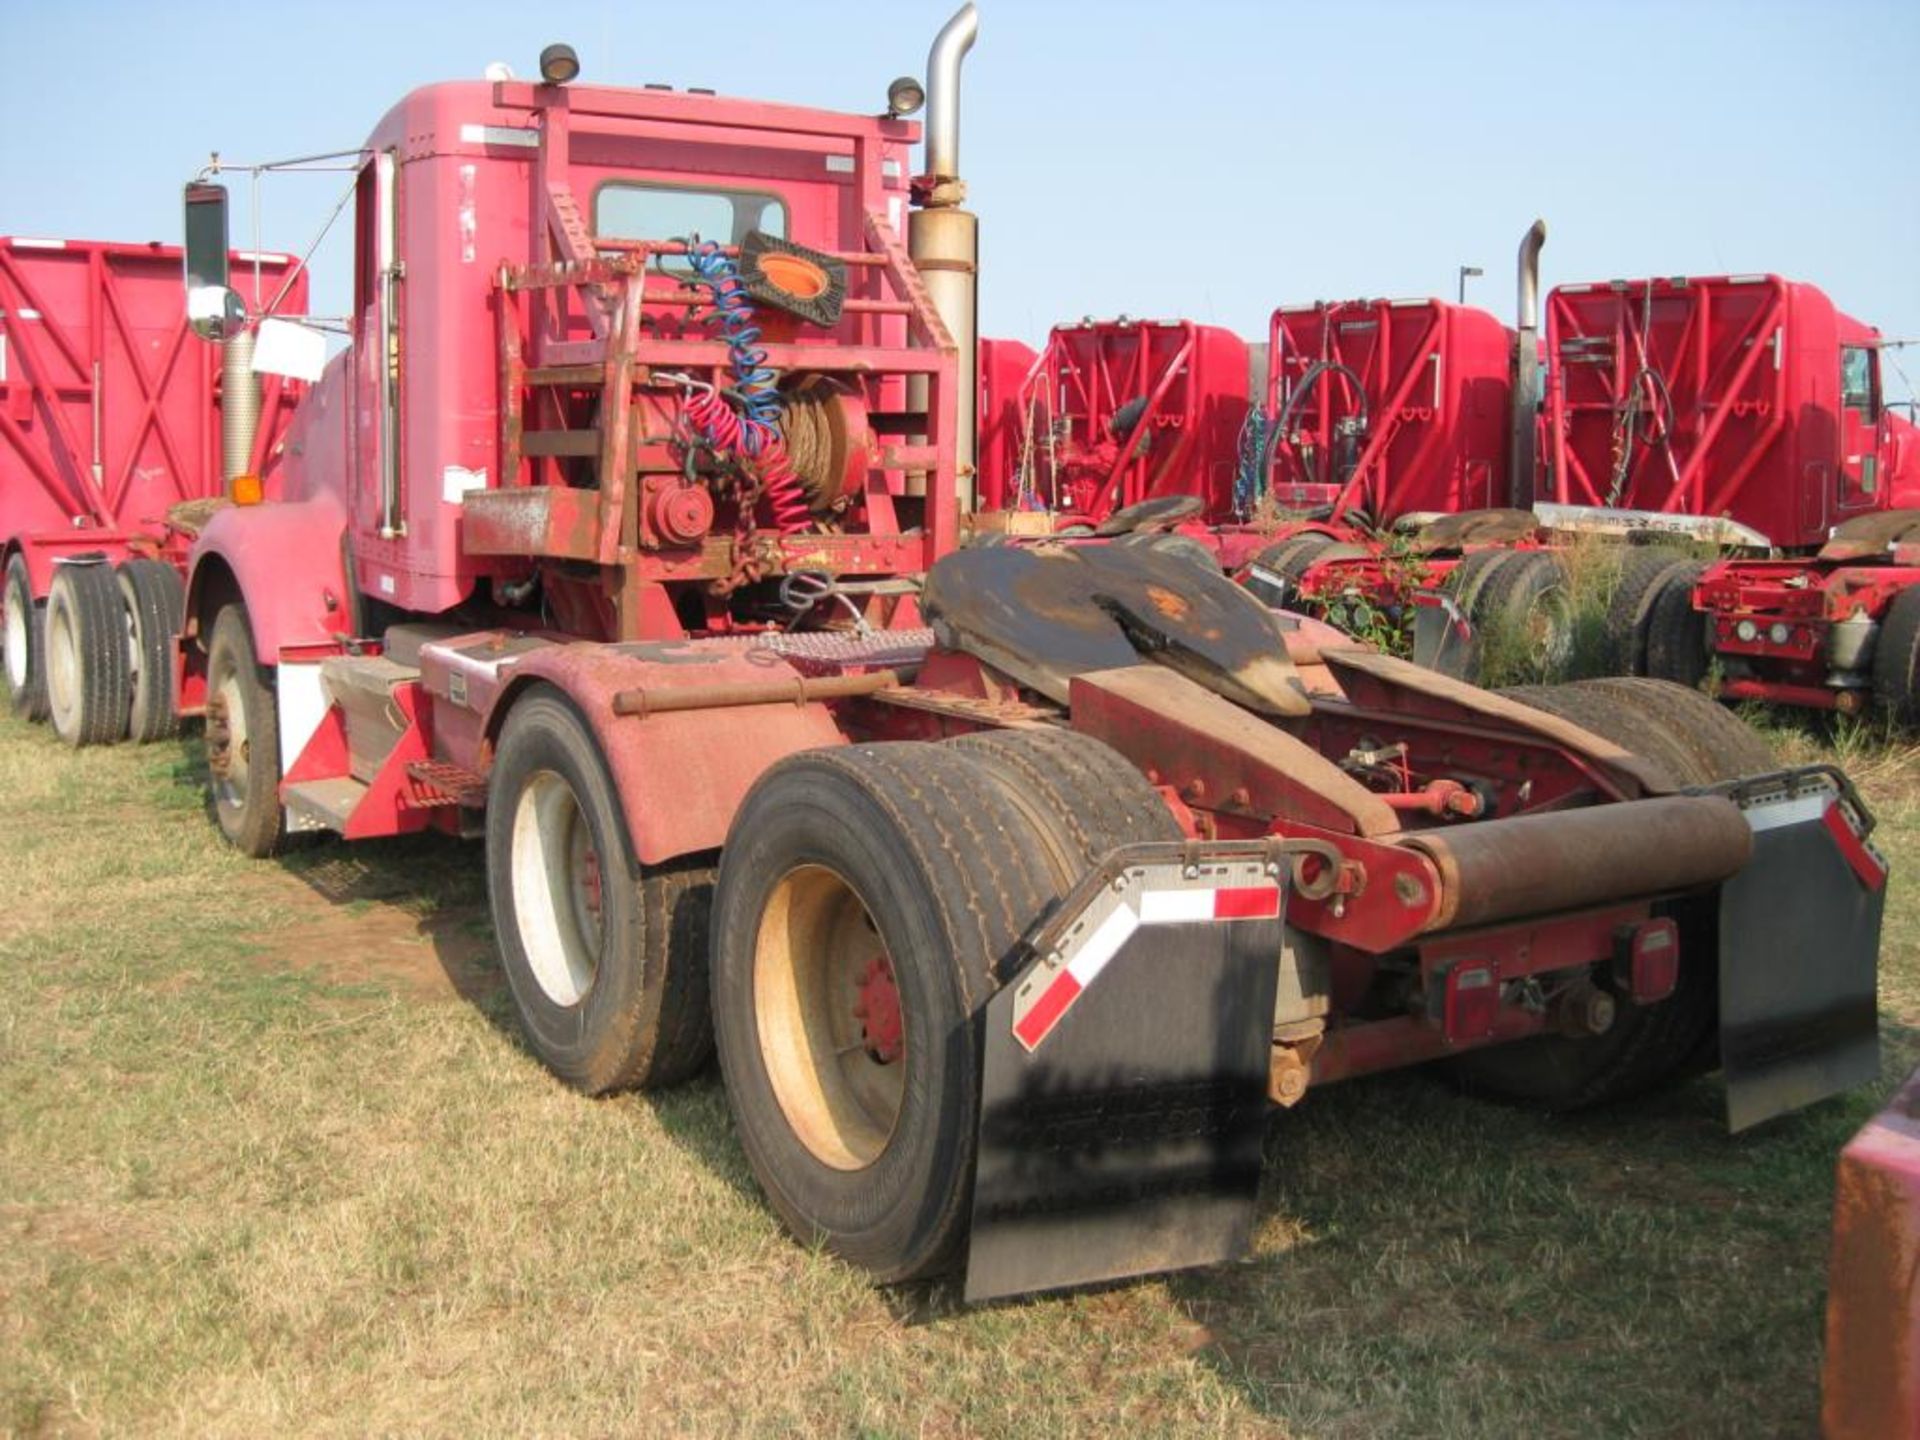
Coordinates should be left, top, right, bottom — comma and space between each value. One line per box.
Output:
1715, 767, 1886, 1132
1410, 596, 1475, 679
965, 842, 1283, 1304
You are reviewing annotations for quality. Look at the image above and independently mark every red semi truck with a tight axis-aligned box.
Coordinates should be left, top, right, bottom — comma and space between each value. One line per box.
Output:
1233, 230, 1920, 712
0, 8, 1891, 1301
1546, 276, 1920, 713
0, 236, 305, 742
973, 318, 1250, 527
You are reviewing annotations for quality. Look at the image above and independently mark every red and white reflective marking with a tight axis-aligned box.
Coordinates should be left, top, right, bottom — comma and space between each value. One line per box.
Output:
1743, 784, 1888, 894
1822, 802, 1889, 893
1012, 871, 1282, 1053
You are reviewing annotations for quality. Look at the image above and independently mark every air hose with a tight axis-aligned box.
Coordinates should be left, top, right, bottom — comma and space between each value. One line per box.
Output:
1255, 360, 1370, 502
683, 238, 811, 533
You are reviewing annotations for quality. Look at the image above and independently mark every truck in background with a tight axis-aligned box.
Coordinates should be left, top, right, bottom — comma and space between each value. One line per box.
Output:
1232, 229, 1920, 714
0, 236, 306, 742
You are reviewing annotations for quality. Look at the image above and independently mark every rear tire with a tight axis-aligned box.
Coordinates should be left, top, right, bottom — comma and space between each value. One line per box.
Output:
1467, 551, 1572, 685
1442, 547, 1513, 615
1578, 677, 1773, 782
204, 605, 284, 858
1116, 531, 1220, 573
709, 742, 1059, 1283
1249, 532, 1335, 598
1870, 587, 1920, 724
3, 554, 47, 722
118, 560, 185, 743
945, 726, 1182, 880
486, 685, 717, 1093
44, 562, 131, 747
1607, 549, 1695, 675
1644, 563, 1709, 689
1459, 675, 1765, 1109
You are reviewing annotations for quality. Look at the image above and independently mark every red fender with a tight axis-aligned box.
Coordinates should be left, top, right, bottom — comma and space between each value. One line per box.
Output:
183, 492, 352, 661
489, 641, 848, 865
5, 531, 146, 597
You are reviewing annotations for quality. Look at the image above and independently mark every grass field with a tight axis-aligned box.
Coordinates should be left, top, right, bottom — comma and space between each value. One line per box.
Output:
1, 707, 1914, 1439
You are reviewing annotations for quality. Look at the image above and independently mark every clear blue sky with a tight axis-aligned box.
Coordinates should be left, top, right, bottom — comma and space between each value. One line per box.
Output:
4, 1, 1915, 392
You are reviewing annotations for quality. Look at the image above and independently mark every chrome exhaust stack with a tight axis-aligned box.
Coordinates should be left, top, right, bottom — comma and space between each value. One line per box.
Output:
909, 3, 980, 507
221, 327, 261, 483
1508, 218, 1547, 508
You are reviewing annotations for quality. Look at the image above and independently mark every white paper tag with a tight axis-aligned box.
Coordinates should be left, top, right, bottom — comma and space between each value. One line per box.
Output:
442, 465, 488, 502
251, 318, 327, 383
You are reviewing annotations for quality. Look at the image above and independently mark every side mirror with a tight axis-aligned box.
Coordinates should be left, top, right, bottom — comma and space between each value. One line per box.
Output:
182, 181, 245, 341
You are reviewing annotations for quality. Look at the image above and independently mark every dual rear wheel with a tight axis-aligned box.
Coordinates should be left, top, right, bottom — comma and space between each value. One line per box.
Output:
485, 704, 1177, 1283
1456, 676, 1773, 1110
3, 555, 185, 747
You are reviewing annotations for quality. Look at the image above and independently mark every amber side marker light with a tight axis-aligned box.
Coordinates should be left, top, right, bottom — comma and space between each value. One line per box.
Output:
230, 474, 264, 506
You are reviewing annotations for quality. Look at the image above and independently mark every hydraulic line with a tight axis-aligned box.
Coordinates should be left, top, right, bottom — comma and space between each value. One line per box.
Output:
1257, 360, 1370, 504
1606, 279, 1679, 508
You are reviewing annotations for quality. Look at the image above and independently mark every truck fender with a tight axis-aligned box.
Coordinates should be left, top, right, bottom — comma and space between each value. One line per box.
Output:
182, 493, 352, 662
488, 642, 848, 866
5, 533, 143, 598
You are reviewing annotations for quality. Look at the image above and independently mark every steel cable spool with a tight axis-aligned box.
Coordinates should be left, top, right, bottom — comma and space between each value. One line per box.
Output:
778, 377, 868, 516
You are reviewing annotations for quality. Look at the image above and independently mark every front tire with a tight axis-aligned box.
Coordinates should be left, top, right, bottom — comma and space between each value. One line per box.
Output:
486, 685, 716, 1094
204, 605, 284, 857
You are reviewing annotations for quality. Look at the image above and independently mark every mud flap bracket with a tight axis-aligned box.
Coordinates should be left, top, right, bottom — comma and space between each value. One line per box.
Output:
966, 842, 1284, 1303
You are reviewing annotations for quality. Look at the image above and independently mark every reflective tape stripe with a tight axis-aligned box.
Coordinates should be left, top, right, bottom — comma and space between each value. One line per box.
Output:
1015, 881, 1283, 1051
1823, 803, 1888, 893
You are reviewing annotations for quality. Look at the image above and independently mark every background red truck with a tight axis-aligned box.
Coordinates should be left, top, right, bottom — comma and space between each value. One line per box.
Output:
973, 318, 1250, 528
1547, 276, 1920, 714
0, 236, 305, 741
1235, 232, 1920, 712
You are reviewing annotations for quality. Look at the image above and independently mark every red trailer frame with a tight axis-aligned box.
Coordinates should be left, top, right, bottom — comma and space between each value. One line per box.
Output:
0, 236, 306, 590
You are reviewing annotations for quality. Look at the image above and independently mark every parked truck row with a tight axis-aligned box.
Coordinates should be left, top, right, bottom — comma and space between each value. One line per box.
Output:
0, 7, 1891, 1301
962, 231, 1918, 716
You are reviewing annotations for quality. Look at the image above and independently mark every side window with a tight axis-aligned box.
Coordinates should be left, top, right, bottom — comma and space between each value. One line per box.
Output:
1840, 345, 1878, 420
593, 183, 787, 271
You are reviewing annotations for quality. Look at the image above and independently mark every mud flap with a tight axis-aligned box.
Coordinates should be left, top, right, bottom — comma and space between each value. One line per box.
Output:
1410, 596, 1475, 679
1716, 768, 1886, 1132
965, 843, 1283, 1303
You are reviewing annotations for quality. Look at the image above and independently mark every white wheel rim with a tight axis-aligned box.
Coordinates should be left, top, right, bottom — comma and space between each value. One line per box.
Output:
45, 592, 77, 726
211, 669, 249, 811
510, 769, 606, 1008
3, 588, 26, 691
123, 587, 142, 698
752, 865, 907, 1172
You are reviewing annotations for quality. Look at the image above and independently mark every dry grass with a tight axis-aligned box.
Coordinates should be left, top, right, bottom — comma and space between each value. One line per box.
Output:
1, 710, 1916, 1438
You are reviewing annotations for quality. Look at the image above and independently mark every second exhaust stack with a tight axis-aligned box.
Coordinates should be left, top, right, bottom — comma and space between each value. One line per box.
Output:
1509, 218, 1547, 509
909, 3, 980, 507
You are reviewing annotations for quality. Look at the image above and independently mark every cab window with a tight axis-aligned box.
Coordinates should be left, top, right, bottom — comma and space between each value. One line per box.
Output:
1840, 345, 1878, 420
594, 182, 787, 271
